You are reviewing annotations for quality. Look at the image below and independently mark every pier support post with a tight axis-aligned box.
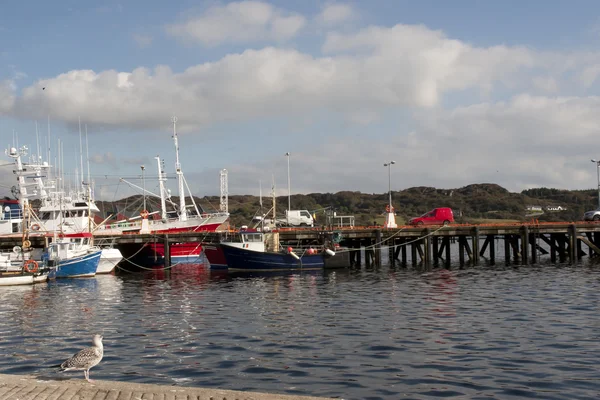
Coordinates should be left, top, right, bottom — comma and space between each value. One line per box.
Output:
489, 235, 496, 265
459, 237, 465, 266
444, 236, 451, 268
432, 236, 439, 267
374, 230, 382, 267
472, 227, 480, 265
521, 226, 529, 265
163, 234, 171, 267
549, 234, 557, 263
424, 229, 431, 267
569, 224, 577, 263
411, 241, 418, 267
530, 233, 537, 264
504, 235, 511, 265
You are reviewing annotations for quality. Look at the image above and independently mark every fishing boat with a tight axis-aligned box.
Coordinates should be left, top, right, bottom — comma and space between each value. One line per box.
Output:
0, 250, 50, 285
94, 238, 123, 274
220, 230, 331, 271
5, 144, 124, 271
45, 233, 101, 279
99, 117, 229, 266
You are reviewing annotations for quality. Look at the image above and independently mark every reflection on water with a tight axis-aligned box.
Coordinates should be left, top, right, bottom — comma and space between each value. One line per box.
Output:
1, 262, 600, 399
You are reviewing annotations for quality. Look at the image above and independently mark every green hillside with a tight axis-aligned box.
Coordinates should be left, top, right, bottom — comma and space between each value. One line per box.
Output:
91, 183, 599, 228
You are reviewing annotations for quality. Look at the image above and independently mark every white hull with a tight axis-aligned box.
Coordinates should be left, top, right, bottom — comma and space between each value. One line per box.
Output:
0, 273, 48, 286
97, 248, 123, 274
98, 213, 229, 235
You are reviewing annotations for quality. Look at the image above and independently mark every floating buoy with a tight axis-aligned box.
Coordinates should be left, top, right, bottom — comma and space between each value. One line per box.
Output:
289, 252, 300, 260
325, 249, 336, 257
287, 246, 293, 253
307, 248, 315, 255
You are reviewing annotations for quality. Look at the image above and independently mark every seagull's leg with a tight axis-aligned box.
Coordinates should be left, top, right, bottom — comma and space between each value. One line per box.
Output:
86, 369, 95, 383
84, 370, 88, 381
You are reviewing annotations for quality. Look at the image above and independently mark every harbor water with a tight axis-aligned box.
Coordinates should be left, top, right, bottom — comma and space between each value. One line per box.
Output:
1, 258, 600, 399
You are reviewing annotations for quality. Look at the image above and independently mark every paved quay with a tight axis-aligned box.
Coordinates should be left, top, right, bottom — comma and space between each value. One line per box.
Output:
0, 373, 335, 400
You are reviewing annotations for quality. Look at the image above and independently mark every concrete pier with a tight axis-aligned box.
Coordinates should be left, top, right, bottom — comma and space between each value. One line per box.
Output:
0, 373, 333, 400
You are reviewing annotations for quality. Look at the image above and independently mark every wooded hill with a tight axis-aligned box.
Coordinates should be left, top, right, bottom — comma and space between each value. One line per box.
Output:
92, 183, 600, 227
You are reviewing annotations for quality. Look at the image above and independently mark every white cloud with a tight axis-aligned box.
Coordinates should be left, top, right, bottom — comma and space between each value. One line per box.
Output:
0, 80, 15, 114
316, 3, 356, 25
7, 24, 557, 132
5, 21, 600, 197
165, 1, 306, 46
90, 152, 118, 169
209, 94, 600, 197
532, 76, 559, 93
132, 33, 153, 48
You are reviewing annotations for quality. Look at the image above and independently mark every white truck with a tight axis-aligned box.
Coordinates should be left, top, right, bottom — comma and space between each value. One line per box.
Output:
262, 210, 315, 227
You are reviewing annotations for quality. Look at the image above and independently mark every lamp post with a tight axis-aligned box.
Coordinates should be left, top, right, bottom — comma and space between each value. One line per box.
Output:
384, 161, 396, 212
141, 165, 146, 212
286, 152, 290, 225
592, 159, 600, 208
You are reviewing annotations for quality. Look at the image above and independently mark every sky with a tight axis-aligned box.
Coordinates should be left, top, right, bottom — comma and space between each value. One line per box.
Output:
2, 0, 600, 205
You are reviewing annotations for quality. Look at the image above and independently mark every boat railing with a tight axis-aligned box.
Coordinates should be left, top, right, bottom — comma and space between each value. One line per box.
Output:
1, 209, 23, 221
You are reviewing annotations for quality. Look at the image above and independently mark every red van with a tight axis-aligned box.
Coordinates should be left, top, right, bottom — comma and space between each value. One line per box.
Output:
409, 207, 454, 226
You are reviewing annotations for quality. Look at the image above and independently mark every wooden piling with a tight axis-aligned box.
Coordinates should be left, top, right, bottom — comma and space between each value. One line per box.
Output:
521, 226, 529, 265
163, 234, 171, 267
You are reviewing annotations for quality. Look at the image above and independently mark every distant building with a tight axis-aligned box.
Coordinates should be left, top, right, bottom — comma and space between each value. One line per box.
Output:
526, 206, 543, 211
546, 205, 567, 211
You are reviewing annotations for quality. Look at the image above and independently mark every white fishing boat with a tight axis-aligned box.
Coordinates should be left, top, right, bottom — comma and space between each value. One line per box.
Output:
5, 144, 123, 272
0, 249, 49, 285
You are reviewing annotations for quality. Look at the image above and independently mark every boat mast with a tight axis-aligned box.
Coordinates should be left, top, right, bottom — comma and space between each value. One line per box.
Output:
172, 116, 187, 222
156, 156, 167, 220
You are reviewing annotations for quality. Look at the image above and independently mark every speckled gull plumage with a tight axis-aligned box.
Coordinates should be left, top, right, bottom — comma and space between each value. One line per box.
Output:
59, 334, 103, 383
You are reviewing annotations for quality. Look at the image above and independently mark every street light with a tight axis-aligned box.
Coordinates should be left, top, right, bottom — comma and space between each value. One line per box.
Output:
286, 152, 290, 225
141, 165, 146, 212
592, 159, 600, 208
384, 161, 396, 213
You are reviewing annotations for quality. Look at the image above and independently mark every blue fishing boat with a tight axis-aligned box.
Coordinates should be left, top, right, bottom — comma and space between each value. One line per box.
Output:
219, 231, 333, 272
45, 233, 101, 279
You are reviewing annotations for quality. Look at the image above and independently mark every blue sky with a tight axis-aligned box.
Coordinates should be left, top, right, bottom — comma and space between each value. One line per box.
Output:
2, 1, 600, 205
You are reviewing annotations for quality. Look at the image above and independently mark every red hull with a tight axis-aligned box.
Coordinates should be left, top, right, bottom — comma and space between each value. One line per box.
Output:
150, 222, 223, 234
203, 244, 227, 269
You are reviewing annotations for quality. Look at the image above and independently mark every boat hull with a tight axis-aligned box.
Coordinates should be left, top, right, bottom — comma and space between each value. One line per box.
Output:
48, 250, 101, 279
203, 244, 227, 270
97, 248, 123, 274
134, 242, 203, 266
221, 244, 325, 271
0, 273, 48, 286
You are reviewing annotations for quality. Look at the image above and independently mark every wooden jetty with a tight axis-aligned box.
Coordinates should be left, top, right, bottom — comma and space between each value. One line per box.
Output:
3, 221, 600, 267
0, 373, 332, 400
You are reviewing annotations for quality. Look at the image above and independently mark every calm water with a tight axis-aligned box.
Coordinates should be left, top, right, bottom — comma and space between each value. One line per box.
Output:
1, 260, 600, 400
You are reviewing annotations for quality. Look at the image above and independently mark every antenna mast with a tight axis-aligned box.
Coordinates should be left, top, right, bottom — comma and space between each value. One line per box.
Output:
156, 156, 168, 220
172, 116, 187, 221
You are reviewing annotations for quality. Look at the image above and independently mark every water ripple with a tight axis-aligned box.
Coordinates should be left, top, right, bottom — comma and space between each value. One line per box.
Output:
0, 264, 599, 399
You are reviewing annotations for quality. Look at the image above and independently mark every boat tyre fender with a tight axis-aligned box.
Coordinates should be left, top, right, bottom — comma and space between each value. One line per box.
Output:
24, 259, 39, 274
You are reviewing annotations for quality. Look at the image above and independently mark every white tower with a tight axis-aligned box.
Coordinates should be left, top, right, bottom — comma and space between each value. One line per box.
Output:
220, 169, 228, 213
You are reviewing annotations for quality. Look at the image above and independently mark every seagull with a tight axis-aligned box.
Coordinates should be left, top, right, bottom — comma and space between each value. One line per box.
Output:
59, 334, 104, 383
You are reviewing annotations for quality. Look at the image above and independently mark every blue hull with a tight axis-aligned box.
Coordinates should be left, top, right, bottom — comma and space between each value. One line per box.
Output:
48, 250, 101, 279
221, 244, 325, 271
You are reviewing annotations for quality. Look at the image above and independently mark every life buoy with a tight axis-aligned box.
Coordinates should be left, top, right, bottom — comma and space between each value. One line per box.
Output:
24, 259, 39, 274
31, 224, 40, 231
140, 210, 149, 219
386, 205, 394, 213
